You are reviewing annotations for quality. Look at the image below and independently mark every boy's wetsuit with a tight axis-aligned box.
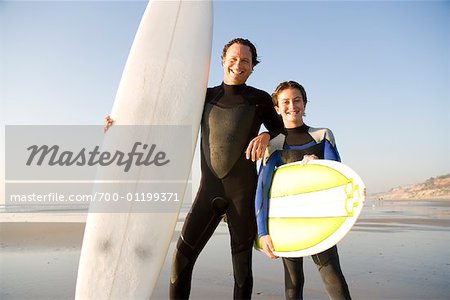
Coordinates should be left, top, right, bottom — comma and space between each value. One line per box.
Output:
255, 124, 351, 300
170, 83, 283, 299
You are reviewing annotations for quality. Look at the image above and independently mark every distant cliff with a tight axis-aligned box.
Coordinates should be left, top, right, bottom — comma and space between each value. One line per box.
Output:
375, 174, 450, 200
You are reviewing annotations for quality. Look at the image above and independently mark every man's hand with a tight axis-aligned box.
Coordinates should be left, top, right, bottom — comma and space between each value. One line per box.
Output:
104, 115, 114, 133
245, 132, 270, 161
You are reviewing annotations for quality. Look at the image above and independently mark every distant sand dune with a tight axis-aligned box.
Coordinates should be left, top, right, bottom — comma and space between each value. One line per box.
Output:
374, 174, 450, 200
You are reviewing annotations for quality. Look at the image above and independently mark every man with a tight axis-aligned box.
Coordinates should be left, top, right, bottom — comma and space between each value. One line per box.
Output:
169, 38, 283, 299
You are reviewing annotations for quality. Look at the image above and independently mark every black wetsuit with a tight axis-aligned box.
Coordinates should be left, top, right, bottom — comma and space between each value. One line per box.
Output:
170, 83, 283, 299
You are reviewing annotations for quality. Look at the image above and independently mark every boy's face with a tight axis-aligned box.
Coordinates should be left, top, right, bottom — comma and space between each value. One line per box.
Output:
275, 88, 306, 128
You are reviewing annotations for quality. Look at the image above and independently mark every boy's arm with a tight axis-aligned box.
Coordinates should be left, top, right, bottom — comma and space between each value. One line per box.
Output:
323, 129, 341, 162
255, 151, 280, 237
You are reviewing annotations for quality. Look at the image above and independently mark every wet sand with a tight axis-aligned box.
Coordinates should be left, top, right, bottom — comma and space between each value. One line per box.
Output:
1, 198, 450, 299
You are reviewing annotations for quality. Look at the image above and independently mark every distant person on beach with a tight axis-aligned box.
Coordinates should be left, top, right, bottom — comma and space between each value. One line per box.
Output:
255, 81, 351, 300
105, 38, 283, 299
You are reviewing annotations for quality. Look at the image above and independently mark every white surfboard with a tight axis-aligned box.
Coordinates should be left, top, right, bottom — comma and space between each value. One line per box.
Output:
75, 1, 212, 299
255, 160, 365, 257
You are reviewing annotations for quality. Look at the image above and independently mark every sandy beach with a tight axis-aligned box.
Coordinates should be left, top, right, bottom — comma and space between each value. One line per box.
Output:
1, 198, 450, 300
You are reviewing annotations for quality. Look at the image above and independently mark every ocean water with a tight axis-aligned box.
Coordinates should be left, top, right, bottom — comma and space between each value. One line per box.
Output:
0, 202, 194, 214
0, 204, 87, 213
356, 197, 450, 231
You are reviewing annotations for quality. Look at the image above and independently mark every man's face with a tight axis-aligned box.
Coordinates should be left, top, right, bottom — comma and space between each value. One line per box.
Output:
222, 43, 253, 85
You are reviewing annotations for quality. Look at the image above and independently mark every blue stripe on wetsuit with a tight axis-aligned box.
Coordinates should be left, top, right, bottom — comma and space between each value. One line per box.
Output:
255, 139, 341, 238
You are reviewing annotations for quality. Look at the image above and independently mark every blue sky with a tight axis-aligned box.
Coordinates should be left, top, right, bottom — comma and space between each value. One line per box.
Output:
1, 0, 449, 195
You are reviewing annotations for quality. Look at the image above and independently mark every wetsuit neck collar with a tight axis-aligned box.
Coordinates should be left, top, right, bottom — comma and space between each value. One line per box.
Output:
285, 124, 309, 134
222, 82, 247, 95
